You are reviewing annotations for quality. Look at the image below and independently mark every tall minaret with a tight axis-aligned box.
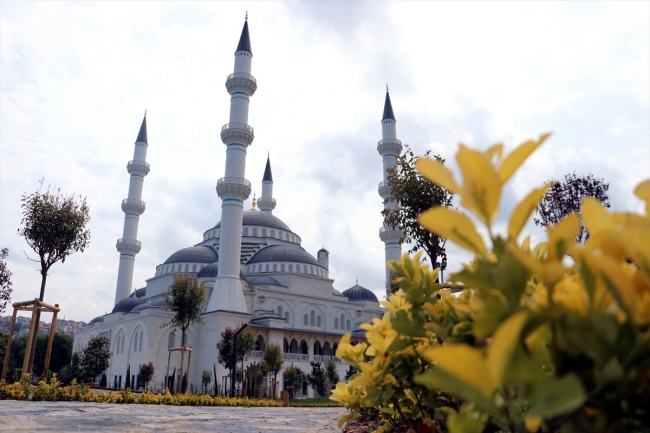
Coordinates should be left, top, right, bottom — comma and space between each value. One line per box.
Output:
377, 86, 404, 287
257, 154, 276, 214
206, 17, 257, 313
114, 112, 150, 305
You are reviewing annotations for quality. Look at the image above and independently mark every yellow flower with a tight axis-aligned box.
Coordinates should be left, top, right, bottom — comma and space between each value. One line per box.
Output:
552, 275, 589, 316
381, 290, 412, 315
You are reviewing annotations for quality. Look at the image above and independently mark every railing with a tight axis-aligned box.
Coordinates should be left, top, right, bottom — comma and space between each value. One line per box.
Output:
258, 197, 276, 204
127, 160, 150, 169
282, 353, 309, 361
116, 238, 142, 248
378, 180, 389, 189
248, 350, 264, 358
221, 122, 254, 134
217, 177, 251, 188
377, 138, 402, 146
313, 355, 321, 362
227, 72, 257, 84
122, 198, 145, 207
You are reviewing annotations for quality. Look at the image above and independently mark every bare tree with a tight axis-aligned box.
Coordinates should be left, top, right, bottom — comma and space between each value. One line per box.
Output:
534, 172, 610, 243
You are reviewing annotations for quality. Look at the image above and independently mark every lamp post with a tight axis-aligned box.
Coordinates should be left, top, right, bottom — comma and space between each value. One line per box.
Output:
436, 254, 448, 284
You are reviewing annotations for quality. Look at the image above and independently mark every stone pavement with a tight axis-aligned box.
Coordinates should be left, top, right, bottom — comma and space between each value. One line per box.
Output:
0, 401, 347, 433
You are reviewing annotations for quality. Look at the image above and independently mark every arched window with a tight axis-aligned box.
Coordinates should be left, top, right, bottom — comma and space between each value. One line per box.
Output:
265, 264, 270, 272
340, 314, 345, 326
346, 320, 351, 330
243, 228, 248, 236
334, 318, 339, 329
317, 316, 322, 327
168, 332, 176, 349
310, 310, 315, 327
192, 264, 197, 272
296, 265, 301, 273
277, 305, 283, 317
303, 314, 309, 326
133, 333, 138, 352
253, 228, 258, 236
273, 264, 277, 272
281, 264, 285, 272
184, 264, 189, 272
310, 266, 314, 274
262, 229, 267, 237
255, 335, 265, 351
270, 230, 275, 238
284, 312, 290, 323
120, 335, 125, 353
289, 264, 293, 272
279, 232, 283, 240
139, 331, 143, 351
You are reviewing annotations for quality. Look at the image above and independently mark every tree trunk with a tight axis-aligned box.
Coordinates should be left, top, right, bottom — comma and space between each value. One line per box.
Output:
27, 267, 48, 375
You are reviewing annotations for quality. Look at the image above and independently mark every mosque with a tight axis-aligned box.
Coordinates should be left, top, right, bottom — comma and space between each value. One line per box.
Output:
73, 17, 404, 396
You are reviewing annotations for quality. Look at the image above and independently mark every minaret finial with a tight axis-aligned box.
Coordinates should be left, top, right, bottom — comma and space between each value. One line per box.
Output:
386, 83, 389, 92
245, 11, 248, 21
268, 150, 270, 158
144, 108, 147, 117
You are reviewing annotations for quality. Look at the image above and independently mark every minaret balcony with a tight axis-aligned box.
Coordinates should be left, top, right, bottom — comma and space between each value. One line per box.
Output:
121, 198, 146, 215
216, 177, 252, 201
127, 160, 151, 176
226, 72, 257, 96
378, 181, 392, 199
257, 197, 276, 211
116, 238, 142, 254
379, 226, 404, 243
377, 138, 403, 156
221, 123, 255, 146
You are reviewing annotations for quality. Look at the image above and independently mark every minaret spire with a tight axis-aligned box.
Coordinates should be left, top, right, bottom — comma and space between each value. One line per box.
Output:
258, 154, 276, 214
207, 18, 257, 314
114, 112, 151, 305
377, 88, 403, 287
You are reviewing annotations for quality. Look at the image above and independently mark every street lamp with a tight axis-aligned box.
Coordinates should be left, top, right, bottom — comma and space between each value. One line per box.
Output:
436, 254, 448, 283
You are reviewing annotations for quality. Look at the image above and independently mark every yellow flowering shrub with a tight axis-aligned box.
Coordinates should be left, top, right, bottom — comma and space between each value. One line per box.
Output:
333, 135, 650, 432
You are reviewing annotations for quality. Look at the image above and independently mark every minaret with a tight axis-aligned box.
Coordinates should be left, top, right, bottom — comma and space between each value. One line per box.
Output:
377, 86, 404, 287
257, 154, 276, 213
206, 17, 257, 313
114, 112, 150, 305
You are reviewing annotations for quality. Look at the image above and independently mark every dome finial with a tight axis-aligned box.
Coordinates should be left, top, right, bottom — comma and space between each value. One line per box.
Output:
250, 192, 259, 211
356, 277, 359, 285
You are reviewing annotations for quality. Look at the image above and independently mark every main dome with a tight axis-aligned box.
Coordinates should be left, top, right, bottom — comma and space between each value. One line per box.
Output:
214, 210, 291, 232
248, 245, 320, 266
342, 284, 379, 302
163, 246, 218, 264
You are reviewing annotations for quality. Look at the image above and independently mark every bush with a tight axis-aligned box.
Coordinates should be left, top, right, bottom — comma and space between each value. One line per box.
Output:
332, 135, 650, 432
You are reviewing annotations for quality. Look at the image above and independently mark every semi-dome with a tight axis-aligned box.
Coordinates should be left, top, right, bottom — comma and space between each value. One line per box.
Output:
112, 297, 147, 314
89, 316, 104, 324
163, 246, 218, 265
248, 245, 320, 266
342, 284, 379, 302
197, 264, 218, 278
246, 276, 284, 287
214, 210, 291, 232
131, 299, 168, 312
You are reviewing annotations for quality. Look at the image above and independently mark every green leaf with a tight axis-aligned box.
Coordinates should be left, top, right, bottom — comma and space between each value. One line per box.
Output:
528, 373, 586, 418
392, 310, 426, 338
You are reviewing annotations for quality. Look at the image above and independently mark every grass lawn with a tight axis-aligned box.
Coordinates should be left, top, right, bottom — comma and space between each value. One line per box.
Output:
291, 397, 343, 407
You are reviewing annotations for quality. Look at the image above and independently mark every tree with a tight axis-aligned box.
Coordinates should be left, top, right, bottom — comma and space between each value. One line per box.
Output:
137, 362, 155, 390
324, 359, 338, 390
162, 272, 207, 346
217, 327, 255, 373
58, 352, 83, 385
0, 248, 13, 314
535, 171, 610, 243
125, 364, 131, 389
201, 369, 212, 394
80, 335, 111, 383
17, 180, 91, 372
386, 269, 403, 297
383, 145, 453, 264
283, 366, 303, 397
261, 343, 283, 384
0, 332, 72, 380
344, 364, 359, 381
306, 361, 327, 397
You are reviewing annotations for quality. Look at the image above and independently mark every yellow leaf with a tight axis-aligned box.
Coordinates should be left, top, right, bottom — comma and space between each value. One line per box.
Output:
582, 197, 615, 237
421, 344, 494, 397
417, 158, 462, 194
499, 133, 551, 184
521, 235, 532, 252
457, 145, 502, 225
525, 415, 542, 432
547, 213, 580, 260
419, 207, 488, 256
486, 311, 528, 388
634, 179, 650, 215
508, 185, 550, 240
484, 143, 504, 163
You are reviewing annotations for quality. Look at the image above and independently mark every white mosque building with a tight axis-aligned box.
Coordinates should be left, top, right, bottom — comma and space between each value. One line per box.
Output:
73, 17, 403, 396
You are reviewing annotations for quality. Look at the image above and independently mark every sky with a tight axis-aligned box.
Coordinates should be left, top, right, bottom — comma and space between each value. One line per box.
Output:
1, 1, 648, 323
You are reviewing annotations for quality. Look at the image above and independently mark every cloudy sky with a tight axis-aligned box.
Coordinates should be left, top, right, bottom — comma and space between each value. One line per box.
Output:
1, 2, 648, 322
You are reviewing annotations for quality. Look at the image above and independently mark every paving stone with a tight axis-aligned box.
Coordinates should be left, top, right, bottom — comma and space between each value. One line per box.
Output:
0, 401, 347, 433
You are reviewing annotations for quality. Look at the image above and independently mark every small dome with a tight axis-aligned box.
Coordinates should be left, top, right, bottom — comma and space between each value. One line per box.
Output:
163, 246, 218, 265
332, 288, 343, 296
318, 247, 328, 253
129, 287, 146, 298
214, 210, 291, 232
246, 276, 284, 287
248, 245, 321, 266
112, 297, 147, 314
197, 263, 218, 278
89, 316, 104, 324
132, 299, 168, 312
342, 284, 379, 302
